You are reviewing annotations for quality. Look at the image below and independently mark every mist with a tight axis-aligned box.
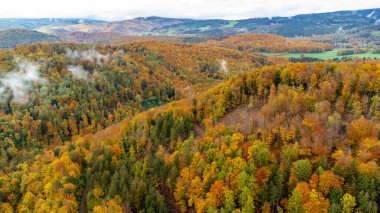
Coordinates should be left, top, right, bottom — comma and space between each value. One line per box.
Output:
0, 59, 46, 104
65, 48, 108, 64
220, 60, 229, 72
68, 65, 89, 80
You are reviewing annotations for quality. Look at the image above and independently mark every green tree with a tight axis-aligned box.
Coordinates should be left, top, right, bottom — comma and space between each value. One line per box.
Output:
288, 190, 304, 213
222, 189, 235, 213
293, 159, 312, 182
341, 193, 356, 213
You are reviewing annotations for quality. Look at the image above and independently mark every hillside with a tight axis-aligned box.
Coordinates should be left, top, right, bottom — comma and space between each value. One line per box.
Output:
56, 32, 223, 44
0, 18, 104, 31
0, 59, 378, 212
0, 42, 278, 147
0, 42, 284, 212
205, 34, 334, 53
56, 31, 126, 43
25, 8, 380, 37
0, 29, 60, 48
2, 1, 380, 213
37, 17, 189, 35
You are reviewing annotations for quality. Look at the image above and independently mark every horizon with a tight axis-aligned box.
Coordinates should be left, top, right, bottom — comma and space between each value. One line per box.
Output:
1, 0, 380, 21
0, 7, 379, 22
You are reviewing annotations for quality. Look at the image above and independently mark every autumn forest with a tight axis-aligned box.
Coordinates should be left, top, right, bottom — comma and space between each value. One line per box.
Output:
0, 5, 379, 213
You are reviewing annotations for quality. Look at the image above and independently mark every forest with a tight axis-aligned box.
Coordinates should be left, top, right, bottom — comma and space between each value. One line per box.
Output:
206, 34, 334, 53
0, 39, 378, 213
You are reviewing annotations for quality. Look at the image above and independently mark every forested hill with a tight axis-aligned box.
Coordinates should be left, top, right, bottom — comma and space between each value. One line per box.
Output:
0, 29, 60, 48
1, 8, 379, 37
0, 42, 278, 148
0, 59, 379, 212
205, 34, 334, 53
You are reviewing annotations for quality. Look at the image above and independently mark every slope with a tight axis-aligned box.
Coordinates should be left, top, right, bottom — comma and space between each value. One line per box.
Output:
0, 29, 60, 48
0, 41, 279, 154
205, 34, 334, 53
1, 60, 379, 212
22, 8, 380, 37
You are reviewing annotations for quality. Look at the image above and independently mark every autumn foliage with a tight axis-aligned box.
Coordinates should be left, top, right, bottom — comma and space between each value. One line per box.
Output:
206, 34, 334, 53
0, 42, 379, 212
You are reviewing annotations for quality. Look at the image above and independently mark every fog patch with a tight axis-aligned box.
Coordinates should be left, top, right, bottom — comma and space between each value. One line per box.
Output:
65, 47, 108, 64
0, 59, 46, 104
220, 60, 229, 72
337, 26, 344, 33
68, 65, 89, 80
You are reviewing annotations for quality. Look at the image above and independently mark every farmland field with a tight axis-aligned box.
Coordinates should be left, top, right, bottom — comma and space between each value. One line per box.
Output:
258, 49, 380, 60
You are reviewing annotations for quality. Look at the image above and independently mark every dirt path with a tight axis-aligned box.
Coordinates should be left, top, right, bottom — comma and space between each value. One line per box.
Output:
158, 182, 181, 213
79, 182, 88, 213
193, 122, 205, 137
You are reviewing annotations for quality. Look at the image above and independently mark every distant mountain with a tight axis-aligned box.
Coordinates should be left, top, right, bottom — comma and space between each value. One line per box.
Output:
152, 8, 380, 37
0, 29, 60, 48
36, 16, 189, 35
0, 18, 104, 31
26, 8, 380, 37
0, 8, 379, 48
55, 31, 126, 43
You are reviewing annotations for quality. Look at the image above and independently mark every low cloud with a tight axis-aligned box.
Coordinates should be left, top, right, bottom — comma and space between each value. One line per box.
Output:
220, 60, 229, 72
0, 59, 46, 104
68, 65, 89, 80
65, 47, 108, 64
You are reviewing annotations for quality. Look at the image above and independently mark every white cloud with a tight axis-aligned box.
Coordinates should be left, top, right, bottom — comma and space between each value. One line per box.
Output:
65, 48, 108, 64
68, 65, 89, 80
220, 60, 228, 72
0, 0, 379, 20
0, 59, 46, 104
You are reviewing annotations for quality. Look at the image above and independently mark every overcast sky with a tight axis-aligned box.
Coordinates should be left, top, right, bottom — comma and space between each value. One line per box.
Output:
1, 0, 380, 21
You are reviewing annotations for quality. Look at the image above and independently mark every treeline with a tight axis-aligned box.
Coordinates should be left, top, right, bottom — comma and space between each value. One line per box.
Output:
206, 34, 334, 53
1, 60, 379, 212
337, 48, 369, 56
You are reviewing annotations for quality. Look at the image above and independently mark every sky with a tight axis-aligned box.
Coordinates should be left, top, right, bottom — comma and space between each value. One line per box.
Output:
1, 0, 380, 21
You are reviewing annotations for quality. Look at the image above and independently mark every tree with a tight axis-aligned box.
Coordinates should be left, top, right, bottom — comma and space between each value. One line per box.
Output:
347, 117, 376, 144
206, 180, 225, 209
222, 189, 235, 213
288, 190, 304, 213
318, 171, 342, 195
248, 140, 271, 167
293, 160, 312, 182
341, 193, 356, 213
240, 187, 255, 213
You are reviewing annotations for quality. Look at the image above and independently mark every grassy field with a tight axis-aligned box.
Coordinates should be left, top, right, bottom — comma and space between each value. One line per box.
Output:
258, 49, 380, 60
224, 21, 238, 28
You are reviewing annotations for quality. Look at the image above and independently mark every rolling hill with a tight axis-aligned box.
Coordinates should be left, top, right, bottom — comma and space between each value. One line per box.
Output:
0, 58, 378, 212
0, 8, 379, 49
36, 16, 189, 35
0, 18, 104, 31
205, 34, 334, 53
0, 29, 60, 48
55, 31, 126, 43
0, 6, 379, 213
25, 8, 380, 37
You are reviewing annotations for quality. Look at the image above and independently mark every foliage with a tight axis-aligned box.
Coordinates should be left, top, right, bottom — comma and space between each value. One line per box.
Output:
0, 44, 379, 213
206, 34, 333, 53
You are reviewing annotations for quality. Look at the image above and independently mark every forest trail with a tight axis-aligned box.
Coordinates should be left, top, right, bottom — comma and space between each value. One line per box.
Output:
193, 122, 205, 137
79, 182, 89, 213
158, 182, 181, 213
